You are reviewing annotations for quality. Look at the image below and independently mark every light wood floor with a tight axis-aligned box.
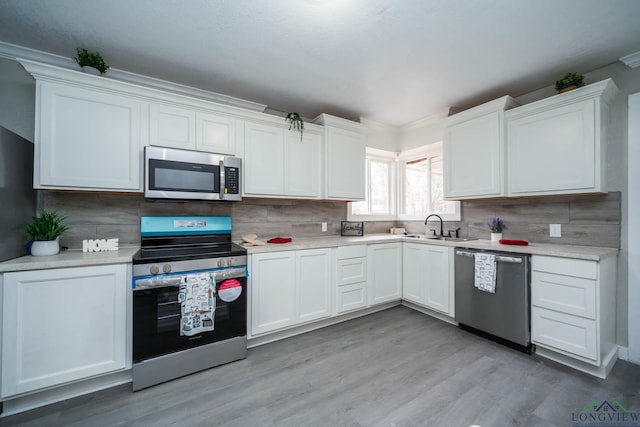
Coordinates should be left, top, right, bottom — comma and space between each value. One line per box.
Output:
1, 306, 639, 426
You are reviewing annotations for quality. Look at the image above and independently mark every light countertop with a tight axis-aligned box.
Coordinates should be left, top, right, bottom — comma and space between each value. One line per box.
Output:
0, 247, 139, 273
240, 234, 618, 261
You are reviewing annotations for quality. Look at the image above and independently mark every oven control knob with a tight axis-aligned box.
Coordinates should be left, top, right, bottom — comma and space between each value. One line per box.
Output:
228, 257, 235, 266
150, 265, 160, 275
163, 264, 172, 274
217, 258, 226, 268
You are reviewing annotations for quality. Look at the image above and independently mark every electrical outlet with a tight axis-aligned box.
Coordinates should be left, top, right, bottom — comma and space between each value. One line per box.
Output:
550, 224, 562, 237
322, 222, 327, 232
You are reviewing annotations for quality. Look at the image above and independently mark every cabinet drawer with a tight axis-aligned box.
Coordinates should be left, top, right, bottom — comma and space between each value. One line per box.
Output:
335, 283, 367, 314
532, 271, 596, 319
532, 307, 598, 363
532, 256, 597, 280
336, 245, 367, 259
336, 257, 367, 286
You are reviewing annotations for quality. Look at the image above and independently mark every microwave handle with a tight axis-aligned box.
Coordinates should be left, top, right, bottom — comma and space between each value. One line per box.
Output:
219, 160, 225, 199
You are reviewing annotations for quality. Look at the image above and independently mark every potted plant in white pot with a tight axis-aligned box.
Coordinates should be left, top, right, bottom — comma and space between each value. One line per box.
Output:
74, 48, 109, 75
23, 210, 69, 256
488, 217, 506, 243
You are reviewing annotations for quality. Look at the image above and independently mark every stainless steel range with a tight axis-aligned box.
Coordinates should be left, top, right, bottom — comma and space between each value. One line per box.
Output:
131, 216, 247, 391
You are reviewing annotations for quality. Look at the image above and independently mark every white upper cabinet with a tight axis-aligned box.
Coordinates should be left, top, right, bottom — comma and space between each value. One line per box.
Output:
149, 103, 238, 155
506, 79, 619, 196
313, 114, 366, 201
149, 103, 196, 150
443, 96, 519, 199
36, 81, 144, 191
244, 120, 321, 198
197, 111, 238, 155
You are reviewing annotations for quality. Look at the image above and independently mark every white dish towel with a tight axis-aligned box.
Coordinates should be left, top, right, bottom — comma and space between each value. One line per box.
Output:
474, 253, 497, 293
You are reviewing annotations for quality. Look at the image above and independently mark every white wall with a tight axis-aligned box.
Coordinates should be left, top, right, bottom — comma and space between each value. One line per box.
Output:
0, 58, 35, 142
628, 91, 640, 363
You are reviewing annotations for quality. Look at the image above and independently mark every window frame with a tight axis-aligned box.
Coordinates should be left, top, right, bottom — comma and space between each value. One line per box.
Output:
348, 147, 396, 221
348, 143, 460, 222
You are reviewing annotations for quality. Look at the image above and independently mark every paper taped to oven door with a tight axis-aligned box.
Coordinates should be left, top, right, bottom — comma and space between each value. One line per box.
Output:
179, 272, 216, 336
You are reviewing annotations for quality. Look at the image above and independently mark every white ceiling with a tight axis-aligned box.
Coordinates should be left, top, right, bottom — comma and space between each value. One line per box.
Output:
0, 0, 639, 126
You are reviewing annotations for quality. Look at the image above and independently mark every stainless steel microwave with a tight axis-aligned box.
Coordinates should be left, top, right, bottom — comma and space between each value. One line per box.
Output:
144, 146, 242, 201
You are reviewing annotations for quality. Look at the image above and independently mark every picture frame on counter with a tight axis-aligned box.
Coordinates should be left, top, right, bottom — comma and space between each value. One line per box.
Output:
341, 221, 364, 236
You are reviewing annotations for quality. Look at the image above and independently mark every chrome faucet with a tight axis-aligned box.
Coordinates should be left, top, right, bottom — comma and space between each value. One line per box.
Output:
425, 214, 444, 237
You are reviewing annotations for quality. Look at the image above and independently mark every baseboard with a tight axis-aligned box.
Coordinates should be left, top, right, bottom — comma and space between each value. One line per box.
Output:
1, 370, 131, 417
534, 345, 618, 379
401, 301, 457, 326
618, 345, 629, 361
248, 301, 401, 348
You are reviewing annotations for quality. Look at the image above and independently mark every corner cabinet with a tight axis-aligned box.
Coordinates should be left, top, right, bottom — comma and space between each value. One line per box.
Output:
506, 79, 619, 196
1, 264, 131, 397
313, 114, 366, 201
402, 243, 454, 316
443, 96, 519, 199
35, 80, 144, 191
530, 255, 617, 378
243, 121, 321, 198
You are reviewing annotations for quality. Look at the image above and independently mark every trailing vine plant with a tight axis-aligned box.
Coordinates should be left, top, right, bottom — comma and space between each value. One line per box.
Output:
285, 112, 304, 141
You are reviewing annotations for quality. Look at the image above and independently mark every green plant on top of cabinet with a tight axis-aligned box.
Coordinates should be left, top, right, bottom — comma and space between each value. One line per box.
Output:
506, 79, 618, 196
243, 120, 321, 198
443, 96, 519, 200
149, 103, 239, 155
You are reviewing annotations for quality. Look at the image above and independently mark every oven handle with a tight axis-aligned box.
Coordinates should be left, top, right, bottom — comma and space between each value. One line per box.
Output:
133, 267, 247, 291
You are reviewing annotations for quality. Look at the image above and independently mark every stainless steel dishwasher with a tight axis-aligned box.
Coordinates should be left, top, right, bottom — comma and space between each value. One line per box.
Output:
454, 248, 534, 354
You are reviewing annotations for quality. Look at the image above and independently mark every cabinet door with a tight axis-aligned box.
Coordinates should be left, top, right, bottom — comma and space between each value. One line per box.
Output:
508, 99, 597, 195
296, 249, 332, 323
2, 264, 128, 397
250, 252, 296, 335
325, 127, 365, 200
532, 307, 598, 363
37, 82, 143, 190
368, 243, 402, 305
197, 112, 237, 155
444, 111, 503, 199
149, 103, 196, 150
284, 131, 321, 198
402, 243, 428, 305
244, 122, 285, 195
423, 245, 453, 315
336, 283, 367, 314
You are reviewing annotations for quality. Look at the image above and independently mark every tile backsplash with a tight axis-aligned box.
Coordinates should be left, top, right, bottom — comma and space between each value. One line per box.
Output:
42, 191, 620, 250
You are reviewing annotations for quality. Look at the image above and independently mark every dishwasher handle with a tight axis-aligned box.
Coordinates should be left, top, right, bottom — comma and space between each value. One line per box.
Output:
456, 250, 523, 264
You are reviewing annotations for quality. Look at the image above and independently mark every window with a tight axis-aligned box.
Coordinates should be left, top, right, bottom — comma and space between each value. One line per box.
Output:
349, 143, 460, 221
350, 148, 395, 220
398, 143, 459, 221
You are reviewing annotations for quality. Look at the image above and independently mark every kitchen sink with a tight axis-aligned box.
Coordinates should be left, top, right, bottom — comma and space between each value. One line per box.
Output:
405, 234, 477, 242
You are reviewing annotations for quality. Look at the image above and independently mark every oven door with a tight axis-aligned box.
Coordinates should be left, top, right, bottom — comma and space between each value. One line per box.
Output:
133, 268, 247, 363
144, 146, 224, 200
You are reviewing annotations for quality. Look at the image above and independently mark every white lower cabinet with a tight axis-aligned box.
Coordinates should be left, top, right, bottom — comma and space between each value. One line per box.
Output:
367, 243, 402, 306
1, 264, 130, 397
402, 243, 454, 316
250, 249, 331, 336
531, 255, 617, 375
335, 245, 368, 314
